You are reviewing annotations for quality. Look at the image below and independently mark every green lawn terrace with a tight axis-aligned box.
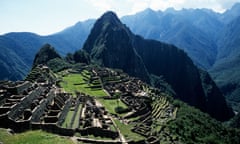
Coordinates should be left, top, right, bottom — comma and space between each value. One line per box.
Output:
25, 65, 57, 85
59, 69, 107, 97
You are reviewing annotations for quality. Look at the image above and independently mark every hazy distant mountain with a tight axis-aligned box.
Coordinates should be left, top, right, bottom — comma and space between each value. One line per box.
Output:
83, 11, 233, 121
210, 16, 240, 111
121, 8, 222, 69
0, 20, 94, 80
1, 3, 240, 81
0, 33, 42, 80
219, 3, 240, 24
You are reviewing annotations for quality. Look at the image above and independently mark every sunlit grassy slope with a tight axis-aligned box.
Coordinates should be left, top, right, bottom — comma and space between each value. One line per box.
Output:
60, 71, 107, 97
0, 129, 74, 144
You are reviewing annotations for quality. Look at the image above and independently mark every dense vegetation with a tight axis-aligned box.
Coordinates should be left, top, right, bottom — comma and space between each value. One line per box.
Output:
165, 100, 240, 143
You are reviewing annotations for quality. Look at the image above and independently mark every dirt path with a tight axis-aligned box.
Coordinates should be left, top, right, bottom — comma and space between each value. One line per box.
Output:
110, 117, 128, 144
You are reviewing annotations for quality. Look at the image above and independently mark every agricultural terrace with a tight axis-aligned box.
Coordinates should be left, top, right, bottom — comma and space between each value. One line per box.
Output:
59, 70, 107, 97
59, 69, 128, 116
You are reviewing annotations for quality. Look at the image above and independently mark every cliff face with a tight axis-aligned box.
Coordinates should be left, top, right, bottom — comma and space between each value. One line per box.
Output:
133, 36, 206, 109
82, 11, 233, 121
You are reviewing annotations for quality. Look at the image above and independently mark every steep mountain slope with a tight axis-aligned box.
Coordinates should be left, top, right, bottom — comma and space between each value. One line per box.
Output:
0, 33, 42, 80
210, 16, 240, 111
121, 8, 221, 69
82, 11, 233, 121
83, 12, 149, 82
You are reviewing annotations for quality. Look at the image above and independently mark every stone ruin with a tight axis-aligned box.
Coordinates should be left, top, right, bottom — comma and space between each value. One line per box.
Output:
90, 67, 178, 144
0, 80, 119, 139
0, 67, 121, 144
77, 96, 118, 139
0, 65, 177, 143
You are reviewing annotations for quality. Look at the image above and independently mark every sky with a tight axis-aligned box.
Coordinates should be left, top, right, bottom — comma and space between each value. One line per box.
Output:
0, 0, 239, 35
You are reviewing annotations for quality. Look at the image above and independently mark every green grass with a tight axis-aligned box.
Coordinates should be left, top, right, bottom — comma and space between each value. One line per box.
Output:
72, 104, 82, 129
0, 129, 74, 144
113, 119, 145, 141
60, 73, 107, 97
98, 99, 128, 115
62, 110, 74, 128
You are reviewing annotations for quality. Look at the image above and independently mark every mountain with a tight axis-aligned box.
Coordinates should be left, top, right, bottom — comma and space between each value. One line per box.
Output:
210, 16, 240, 111
83, 12, 149, 82
121, 8, 221, 69
0, 20, 94, 81
219, 3, 240, 24
32, 43, 61, 67
1, 3, 240, 80
82, 11, 233, 121
0, 33, 42, 80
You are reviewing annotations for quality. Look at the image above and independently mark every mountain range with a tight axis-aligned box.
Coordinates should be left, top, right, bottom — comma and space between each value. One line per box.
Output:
29, 11, 233, 121
0, 3, 240, 113
0, 20, 94, 80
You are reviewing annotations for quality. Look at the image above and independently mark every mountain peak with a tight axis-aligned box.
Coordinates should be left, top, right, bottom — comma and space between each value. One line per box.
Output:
98, 11, 122, 27
101, 11, 118, 19
83, 11, 149, 81
33, 43, 61, 67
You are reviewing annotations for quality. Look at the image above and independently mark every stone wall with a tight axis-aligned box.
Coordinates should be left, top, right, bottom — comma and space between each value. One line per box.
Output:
32, 123, 74, 136
57, 96, 72, 126
0, 114, 30, 132
8, 87, 44, 120
6, 81, 32, 95
76, 127, 119, 139
31, 89, 55, 122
